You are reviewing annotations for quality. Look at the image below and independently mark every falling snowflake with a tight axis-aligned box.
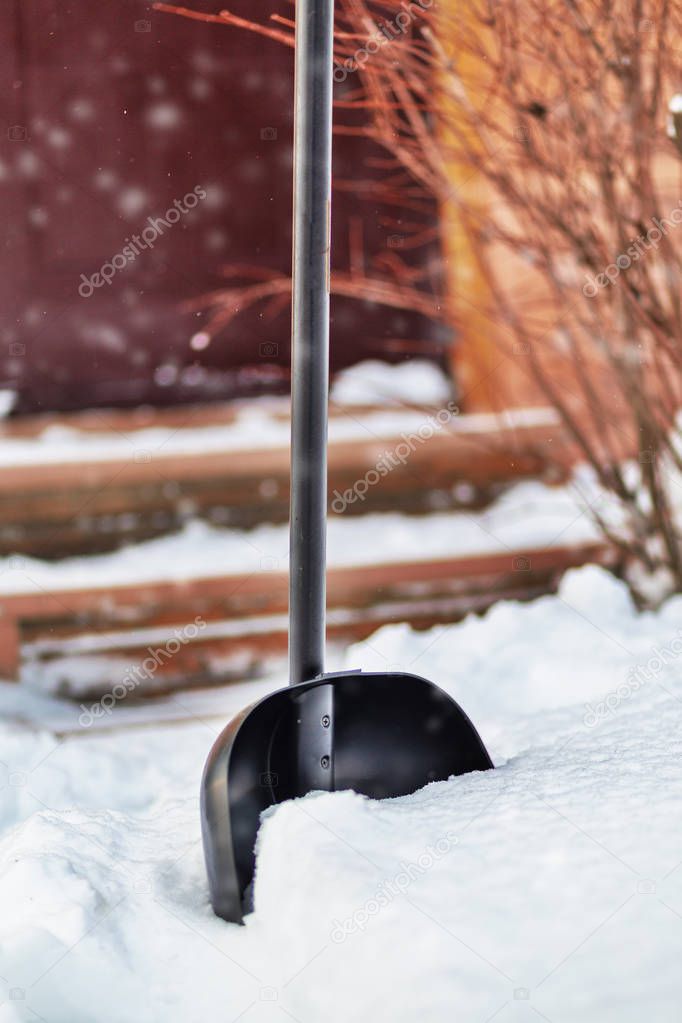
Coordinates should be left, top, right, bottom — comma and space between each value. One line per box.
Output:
68, 98, 96, 122
202, 183, 228, 210
111, 55, 131, 74
190, 332, 211, 351
239, 159, 265, 182
46, 126, 72, 149
94, 168, 117, 191
117, 187, 148, 218
189, 78, 212, 101
191, 50, 215, 73
15, 150, 41, 178
28, 207, 49, 228
205, 228, 228, 251
147, 76, 167, 96
154, 363, 179, 386
82, 324, 127, 353
244, 71, 265, 91
145, 102, 183, 130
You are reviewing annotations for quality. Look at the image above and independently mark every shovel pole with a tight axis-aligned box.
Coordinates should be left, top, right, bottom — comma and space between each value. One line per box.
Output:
199, 0, 494, 929
289, 0, 335, 685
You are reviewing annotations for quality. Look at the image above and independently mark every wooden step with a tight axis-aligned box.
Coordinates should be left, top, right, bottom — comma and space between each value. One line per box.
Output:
0, 403, 574, 558
4, 540, 614, 695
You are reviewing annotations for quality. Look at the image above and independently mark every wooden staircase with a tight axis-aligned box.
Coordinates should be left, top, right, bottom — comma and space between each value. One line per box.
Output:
0, 401, 607, 697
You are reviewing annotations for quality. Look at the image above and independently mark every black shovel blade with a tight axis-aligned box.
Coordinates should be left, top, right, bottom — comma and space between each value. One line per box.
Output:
201, 670, 493, 922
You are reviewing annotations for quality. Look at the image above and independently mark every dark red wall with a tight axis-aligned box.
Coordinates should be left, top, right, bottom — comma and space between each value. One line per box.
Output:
0, 0, 446, 413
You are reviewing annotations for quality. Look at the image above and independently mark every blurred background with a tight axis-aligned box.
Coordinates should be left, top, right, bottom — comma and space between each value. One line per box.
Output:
1, 0, 679, 708
0, 0, 445, 414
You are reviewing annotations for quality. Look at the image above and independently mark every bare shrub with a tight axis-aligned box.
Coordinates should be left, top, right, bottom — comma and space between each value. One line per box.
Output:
158, 0, 682, 603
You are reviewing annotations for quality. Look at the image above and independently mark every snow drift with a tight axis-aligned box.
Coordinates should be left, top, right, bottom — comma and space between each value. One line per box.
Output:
1, 564, 682, 1021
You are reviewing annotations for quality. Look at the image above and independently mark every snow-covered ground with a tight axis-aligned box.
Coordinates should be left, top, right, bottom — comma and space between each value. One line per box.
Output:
2, 564, 682, 1021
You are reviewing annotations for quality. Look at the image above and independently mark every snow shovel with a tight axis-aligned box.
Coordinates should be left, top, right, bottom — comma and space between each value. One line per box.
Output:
200, 0, 493, 924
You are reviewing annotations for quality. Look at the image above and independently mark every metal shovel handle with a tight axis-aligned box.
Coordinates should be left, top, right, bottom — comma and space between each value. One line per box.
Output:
289, 0, 335, 684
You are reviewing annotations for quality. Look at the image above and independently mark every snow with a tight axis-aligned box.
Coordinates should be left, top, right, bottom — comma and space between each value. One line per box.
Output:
330, 358, 453, 405
46, 127, 72, 150
67, 98, 96, 123
81, 324, 127, 353
145, 101, 183, 131
667, 95, 682, 139
189, 77, 213, 101
153, 362, 179, 387
189, 330, 211, 351
15, 150, 41, 179
0, 480, 599, 595
116, 186, 148, 219
0, 399, 559, 467
94, 168, 117, 191
1, 564, 682, 1019
0, 391, 16, 418
202, 183, 228, 210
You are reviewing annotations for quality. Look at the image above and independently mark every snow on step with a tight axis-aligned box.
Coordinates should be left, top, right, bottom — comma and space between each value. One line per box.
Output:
0, 479, 599, 595
0, 399, 559, 467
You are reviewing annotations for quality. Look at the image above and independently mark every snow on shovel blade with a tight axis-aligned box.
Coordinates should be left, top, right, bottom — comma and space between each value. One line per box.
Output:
201, 670, 493, 923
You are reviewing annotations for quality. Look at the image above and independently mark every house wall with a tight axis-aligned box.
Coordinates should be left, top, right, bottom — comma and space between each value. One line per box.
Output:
0, 0, 445, 413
